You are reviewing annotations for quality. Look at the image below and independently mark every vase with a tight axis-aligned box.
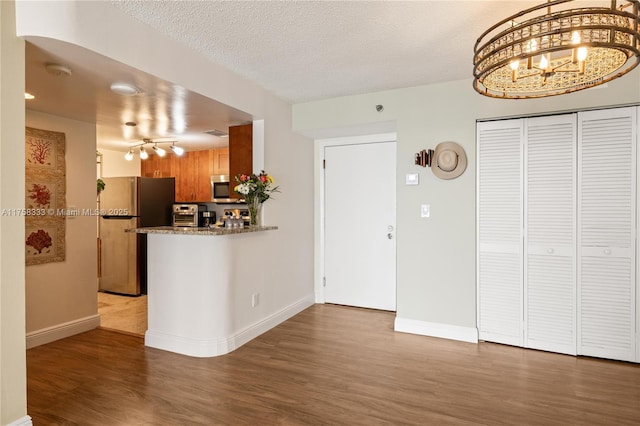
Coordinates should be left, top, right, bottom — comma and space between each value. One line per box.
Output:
247, 198, 262, 227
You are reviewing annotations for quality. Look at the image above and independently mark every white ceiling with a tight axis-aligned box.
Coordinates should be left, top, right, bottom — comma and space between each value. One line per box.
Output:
25, 1, 541, 152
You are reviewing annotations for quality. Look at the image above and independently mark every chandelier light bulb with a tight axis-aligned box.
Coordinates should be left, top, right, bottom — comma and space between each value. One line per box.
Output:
125, 150, 134, 161
139, 146, 149, 160
577, 47, 588, 62
539, 54, 549, 70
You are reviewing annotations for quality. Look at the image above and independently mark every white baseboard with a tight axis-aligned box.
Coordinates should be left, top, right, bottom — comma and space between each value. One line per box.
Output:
26, 314, 100, 349
7, 415, 32, 426
146, 294, 315, 358
394, 317, 478, 344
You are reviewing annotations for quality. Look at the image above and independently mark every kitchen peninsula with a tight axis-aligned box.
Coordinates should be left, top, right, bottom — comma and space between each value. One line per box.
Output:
127, 226, 278, 357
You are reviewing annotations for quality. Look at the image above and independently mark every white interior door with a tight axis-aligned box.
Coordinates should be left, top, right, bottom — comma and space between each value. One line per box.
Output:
524, 114, 576, 355
323, 141, 396, 311
578, 107, 637, 362
477, 119, 524, 347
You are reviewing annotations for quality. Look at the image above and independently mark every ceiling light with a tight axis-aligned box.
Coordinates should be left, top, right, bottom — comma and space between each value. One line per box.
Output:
170, 143, 184, 156
153, 144, 166, 157
45, 63, 72, 77
24, 93, 35, 100
110, 82, 141, 96
124, 140, 182, 160
473, 0, 640, 99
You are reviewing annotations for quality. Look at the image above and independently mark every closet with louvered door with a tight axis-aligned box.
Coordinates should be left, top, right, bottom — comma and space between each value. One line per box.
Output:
524, 115, 577, 355
578, 107, 637, 362
477, 119, 524, 346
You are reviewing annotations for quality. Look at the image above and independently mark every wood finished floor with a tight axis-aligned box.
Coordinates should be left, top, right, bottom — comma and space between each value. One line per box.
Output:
28, 304, 640, 425
97, 291, 147, 336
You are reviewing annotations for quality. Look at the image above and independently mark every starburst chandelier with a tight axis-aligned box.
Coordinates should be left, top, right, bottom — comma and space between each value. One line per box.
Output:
473, 0, 640, 99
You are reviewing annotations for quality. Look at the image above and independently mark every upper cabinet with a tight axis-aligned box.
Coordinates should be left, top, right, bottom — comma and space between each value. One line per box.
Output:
212, 147, 229, 176
228, 123, 253, 200
140, 122, 253, 202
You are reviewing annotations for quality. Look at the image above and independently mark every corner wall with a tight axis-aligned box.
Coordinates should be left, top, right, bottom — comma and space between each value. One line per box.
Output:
293, 68, 640, 339
0, 0, 28, 423
99, 148, 141, 178
25, 110, 99, 346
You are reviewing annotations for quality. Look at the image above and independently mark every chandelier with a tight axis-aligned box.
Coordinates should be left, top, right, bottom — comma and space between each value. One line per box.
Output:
473, 0, 640, 99
124, 138, 184, 161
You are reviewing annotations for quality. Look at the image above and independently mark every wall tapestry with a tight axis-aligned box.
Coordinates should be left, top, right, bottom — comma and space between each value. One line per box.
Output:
25, 127, 66, 266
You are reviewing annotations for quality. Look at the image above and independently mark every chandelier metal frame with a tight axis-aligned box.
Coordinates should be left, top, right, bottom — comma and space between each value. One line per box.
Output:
473, 0, 640, 99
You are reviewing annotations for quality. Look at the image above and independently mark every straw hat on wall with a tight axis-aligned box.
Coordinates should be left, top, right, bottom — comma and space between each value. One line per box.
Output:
431, 141, 467, 180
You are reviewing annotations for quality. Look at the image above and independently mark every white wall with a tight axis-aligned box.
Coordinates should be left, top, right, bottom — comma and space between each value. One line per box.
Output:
100, 148, 141, 177
0, 1, 28, 423
25, 110, 99, 342
293, 69, 640, 337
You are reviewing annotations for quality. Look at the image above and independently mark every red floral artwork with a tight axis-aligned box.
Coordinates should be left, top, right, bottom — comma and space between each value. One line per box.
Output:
27, 183, 51, 208
27, 138, 52, 165
26, 229, 53, 254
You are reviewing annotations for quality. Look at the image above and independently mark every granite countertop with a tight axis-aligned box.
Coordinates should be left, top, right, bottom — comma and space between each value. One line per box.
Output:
126, 226, 278, 236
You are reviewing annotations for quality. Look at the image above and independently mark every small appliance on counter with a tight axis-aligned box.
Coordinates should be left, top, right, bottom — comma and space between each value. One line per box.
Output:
200, 211, 216, 227
223, 208, 250, 227
172, 204, 206, 227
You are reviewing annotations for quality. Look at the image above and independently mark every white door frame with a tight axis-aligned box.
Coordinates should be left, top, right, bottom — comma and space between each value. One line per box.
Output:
314, 132, 398, 303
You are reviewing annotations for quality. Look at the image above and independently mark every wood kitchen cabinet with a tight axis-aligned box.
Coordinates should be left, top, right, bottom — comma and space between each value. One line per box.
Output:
212, 147, 229, 175
228, 123, 253, 199
141, 124, 252, 202
141, 153, 174, 178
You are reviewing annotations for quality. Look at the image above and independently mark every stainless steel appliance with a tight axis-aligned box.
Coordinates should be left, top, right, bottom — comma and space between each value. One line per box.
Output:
211, 174, 239, 203
99, 177, 175, 296
172, 204, 205, 227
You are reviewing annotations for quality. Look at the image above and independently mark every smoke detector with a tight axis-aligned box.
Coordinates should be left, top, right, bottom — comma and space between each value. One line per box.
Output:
45, 63, 72, 77
110, 82, 141, 96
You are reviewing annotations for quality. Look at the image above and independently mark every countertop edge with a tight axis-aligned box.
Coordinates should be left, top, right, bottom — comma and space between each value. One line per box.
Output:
126, 226, 278, 236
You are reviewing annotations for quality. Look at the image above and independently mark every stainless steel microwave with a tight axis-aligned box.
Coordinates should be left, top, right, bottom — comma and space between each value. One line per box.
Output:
211, 175, 236, 203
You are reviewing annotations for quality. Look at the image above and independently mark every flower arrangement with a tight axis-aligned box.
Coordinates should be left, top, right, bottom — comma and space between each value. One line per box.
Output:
234, 170, 279, 226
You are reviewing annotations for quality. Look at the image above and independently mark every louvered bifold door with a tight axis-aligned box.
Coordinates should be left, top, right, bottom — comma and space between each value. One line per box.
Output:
477, 119, 523, 346
524, 115, 577, 355
578, 107, 637, 362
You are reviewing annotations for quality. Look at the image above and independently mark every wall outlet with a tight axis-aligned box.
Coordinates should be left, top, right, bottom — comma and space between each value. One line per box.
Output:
251, 293, 260, 307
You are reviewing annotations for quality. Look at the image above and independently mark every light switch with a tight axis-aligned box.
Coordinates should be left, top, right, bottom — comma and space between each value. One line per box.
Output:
421, 204, 430, 218
405, 173, 419, 185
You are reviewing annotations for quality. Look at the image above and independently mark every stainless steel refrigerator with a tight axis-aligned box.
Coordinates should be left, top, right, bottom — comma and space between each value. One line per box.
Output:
98, 177, 175, 296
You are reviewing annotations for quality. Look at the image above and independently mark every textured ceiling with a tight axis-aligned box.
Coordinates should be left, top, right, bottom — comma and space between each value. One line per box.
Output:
112, 0, 541, 103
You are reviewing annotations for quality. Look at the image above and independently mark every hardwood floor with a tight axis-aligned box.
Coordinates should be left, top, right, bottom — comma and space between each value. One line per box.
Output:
97, 292, 147, 336
27, 304, 640, 425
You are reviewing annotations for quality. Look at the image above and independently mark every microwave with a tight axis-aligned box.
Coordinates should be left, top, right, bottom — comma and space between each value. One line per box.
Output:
211, 175, 237, 203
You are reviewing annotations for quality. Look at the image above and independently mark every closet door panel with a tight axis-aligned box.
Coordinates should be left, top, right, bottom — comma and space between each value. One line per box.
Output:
524, 115, 576, 355
477, 119, 523, 346
578, 107, 636, 362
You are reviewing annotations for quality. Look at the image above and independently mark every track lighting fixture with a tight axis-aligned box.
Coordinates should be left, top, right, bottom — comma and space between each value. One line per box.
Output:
170, 143, 184, 156
153, 144, 166, 157
123, 139, 184, 160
